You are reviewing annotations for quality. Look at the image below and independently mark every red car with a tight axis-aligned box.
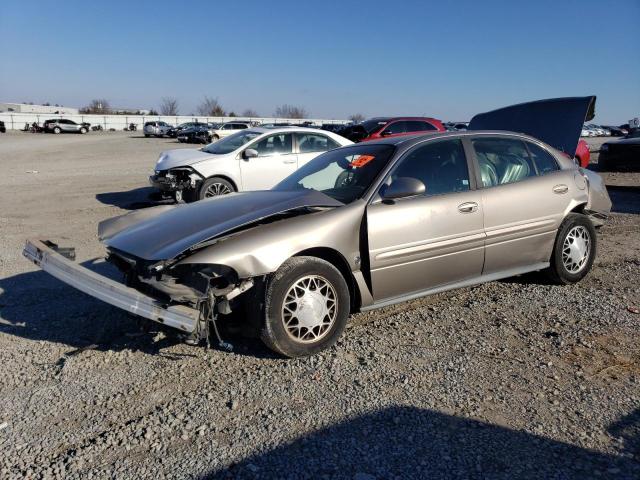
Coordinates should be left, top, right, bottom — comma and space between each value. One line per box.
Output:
574, 139, 590, 168
339, 116, 445, 142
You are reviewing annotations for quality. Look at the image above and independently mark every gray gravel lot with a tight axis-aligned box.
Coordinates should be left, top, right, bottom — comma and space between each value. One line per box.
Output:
0, 131, 639, 479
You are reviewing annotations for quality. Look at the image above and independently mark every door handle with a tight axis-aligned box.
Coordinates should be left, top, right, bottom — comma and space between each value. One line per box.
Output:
283, 159, 296, 164
458, 202, 478, 213
553, 184, 569, 194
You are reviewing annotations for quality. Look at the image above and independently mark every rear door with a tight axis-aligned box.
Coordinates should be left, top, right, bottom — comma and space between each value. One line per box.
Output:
294, 132, 342, 168
366, 138, 485, 302
240, 133, 297, 190
470, 135, 575, 274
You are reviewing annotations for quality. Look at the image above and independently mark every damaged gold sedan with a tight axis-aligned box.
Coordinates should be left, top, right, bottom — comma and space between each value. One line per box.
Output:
24, 97, 612, 357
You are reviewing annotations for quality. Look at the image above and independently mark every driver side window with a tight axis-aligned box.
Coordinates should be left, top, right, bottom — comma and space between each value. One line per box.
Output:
387, 139, 470, 196
252, 133, 293, 156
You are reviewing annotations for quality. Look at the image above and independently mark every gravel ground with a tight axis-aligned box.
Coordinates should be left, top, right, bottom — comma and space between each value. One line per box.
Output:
0, 132, 638, 479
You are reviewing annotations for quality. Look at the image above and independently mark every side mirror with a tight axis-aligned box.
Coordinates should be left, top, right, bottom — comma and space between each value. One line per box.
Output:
381, 177, 425, 201
243, 148, 258, 159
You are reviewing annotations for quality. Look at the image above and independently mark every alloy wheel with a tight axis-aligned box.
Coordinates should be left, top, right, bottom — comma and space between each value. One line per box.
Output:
562, 225, 591, 273
281, 275, 338, 343
204, 182, 232, 197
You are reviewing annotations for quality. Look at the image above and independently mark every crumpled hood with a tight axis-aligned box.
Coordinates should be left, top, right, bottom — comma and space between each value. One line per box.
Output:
155, 148, 217, 170
99, 190, 343, 261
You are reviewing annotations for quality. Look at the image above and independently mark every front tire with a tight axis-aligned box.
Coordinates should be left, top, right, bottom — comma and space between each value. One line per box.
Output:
198, 177, 235, 200
79, 127, 87, 134
545, 213, 596, 284
261, 257, 350, 357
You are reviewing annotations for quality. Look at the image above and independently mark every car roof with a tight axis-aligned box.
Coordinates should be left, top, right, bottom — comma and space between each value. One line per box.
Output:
245, 126, 345, 136
360, 129, 557, 149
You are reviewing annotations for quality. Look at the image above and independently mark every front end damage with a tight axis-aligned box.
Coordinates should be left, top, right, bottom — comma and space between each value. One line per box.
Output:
149, 167, 203, 201
23, 239, 255, 348
23, 190, 348, 348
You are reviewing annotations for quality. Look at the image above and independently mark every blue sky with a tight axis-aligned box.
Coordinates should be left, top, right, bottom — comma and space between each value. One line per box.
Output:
1, 0, 638, 122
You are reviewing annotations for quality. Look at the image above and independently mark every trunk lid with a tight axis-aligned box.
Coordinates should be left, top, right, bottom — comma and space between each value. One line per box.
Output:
469, 96, 596, 157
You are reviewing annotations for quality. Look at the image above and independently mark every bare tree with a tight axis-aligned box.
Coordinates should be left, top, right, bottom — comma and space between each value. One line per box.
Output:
242, 109, 259, 117
274, 104, 308, 119
349, 113, 365, 124
80, 99, 111, 114
160, 97, 179, 116
197, 96, 225, 116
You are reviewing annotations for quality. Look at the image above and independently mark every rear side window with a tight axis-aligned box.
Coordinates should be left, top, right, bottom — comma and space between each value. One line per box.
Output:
405, 121, 437, 133
296, 133, 340, 153
233, 124, 248, 130
526, 142, 559, 174
472, 138, 536, 188
389, 139, 470, 196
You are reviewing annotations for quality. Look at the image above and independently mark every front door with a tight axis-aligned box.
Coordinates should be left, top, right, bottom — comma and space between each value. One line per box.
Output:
240, 133, 298, 190
367, 138, 485, 302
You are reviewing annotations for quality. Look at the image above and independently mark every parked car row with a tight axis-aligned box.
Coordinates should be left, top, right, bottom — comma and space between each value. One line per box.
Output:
581, 123, 628, 137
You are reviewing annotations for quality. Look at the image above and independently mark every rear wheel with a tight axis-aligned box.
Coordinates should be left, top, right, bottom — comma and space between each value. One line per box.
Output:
198, 177, 235, 200
545, 213, 596, 284
261, 257, 350, 357
53, 127, 61, 134
144, 134, 150, 138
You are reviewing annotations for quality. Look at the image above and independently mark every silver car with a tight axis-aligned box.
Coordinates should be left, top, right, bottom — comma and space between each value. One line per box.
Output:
43, 118, 89, 134
24, 97, 611, 357
144, 121, 172, 137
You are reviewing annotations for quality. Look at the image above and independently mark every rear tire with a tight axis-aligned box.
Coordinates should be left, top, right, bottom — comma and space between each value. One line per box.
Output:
545, 213, 596, 284
261, 257, 350, 357
144, 134, 150, 138
53, 127, 61, 134
198, 177, 235, 200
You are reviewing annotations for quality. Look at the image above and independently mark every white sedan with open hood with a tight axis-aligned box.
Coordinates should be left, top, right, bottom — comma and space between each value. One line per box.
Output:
149, 127, 352, 202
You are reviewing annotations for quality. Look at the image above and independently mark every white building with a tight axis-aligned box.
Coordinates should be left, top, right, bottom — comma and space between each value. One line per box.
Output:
0, 102, 79, 115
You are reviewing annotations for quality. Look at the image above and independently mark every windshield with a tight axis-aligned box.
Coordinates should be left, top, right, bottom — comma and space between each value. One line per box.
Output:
273, 144, 395, 204
202, 130, 262, 154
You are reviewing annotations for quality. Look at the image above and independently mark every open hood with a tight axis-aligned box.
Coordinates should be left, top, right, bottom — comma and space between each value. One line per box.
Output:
99, 190, 343, 261
469, 96, 596, 155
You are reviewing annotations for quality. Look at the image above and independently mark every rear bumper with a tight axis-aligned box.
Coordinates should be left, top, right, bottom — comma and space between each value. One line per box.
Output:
22, 239, 198, 333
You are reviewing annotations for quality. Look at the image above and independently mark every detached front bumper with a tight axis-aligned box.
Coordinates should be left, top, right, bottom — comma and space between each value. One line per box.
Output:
22, 239, 198, 333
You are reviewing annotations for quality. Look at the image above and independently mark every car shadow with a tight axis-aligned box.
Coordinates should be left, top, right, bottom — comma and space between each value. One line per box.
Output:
127, 135, 182, 143
0, 260, 192, 359
202, 405, 639, 479
95, 187, 175, 210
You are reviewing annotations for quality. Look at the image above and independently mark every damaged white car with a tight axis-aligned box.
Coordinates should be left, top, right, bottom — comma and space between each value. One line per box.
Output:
24, 97, 611, 357
149, 127, 352, 202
